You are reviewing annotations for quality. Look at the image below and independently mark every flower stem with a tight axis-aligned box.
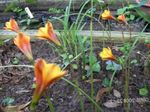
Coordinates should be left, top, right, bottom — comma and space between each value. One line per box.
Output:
89, 0, 94, 111
124, 66, 130, 112
109, 70, 117, 88
74, 80, 85, 112
62, 77, 102, 112
45, 94, 55, 112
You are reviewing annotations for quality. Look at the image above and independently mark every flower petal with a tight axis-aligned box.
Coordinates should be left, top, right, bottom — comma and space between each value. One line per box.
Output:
14, 32, 33, 61
117, 14, 128, 25
31, 58, 67, 108
37, 21, 61, 46
4, 18, 20, 33
99, 47, 116, 61
101, 10, 115, 20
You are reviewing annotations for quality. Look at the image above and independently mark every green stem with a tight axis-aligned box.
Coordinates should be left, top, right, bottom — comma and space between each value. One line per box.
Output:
124, 65, 130, 112
109, 70, 117, 88
89, 0, 95, 111
62, 77, 102, 112
90, 0, 94, 101
74, 80, 85, 112
45, 94, 55, 112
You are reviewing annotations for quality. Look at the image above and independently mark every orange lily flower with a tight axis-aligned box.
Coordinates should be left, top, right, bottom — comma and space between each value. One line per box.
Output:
14, 32, 33, 61
31, 58, 67, 108
101, 10, 115, 20
4, 18, 20, 33
99, 47, 116, 61
117, 14, 128, 25
147, 44, 150, 49
37, 21, 61, 46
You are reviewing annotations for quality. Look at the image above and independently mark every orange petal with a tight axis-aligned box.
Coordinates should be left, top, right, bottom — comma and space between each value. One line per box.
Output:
4, 18, 20, 33
14, 32, 33, 61
101, 10, 115, 20
31, 58, 67, 107
147, 44, 150, 49
117, 14, 128, 25
34, 59, 46, 86
99, 47, 116, 61
37, 21, 61, 46
34, 58, 67, 90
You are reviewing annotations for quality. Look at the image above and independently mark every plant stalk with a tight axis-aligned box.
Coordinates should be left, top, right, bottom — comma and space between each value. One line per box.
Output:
62, 77, 102, 112
45, 94, 55, 112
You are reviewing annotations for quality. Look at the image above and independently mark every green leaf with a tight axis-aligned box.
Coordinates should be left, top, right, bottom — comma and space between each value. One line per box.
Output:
89, 53, 97, 65
25, 0, 37, 4
139, 87, 149, 96
102, 78, 110, 87
0, 40, 4, 46
145, 40, 150, 44
89, 53, 100, 72
4, 2, 15, 12
106, 60, 122, 71
130, 59, 138, 65
135, 8, 150, 23
2, 97, 14, 106
82, 36, 88, 44
19, 19, 28, 24
92, 62, 100, 72
60, 53, 68, 59
12, 57, 20, 65
27, 19, 31, 25
117, 8, 127, 15
72, 64, 78, 70
69, 54, 73, 59
128, 4, 136, 9
32, 83, 36, 89
130, 15, 135, 20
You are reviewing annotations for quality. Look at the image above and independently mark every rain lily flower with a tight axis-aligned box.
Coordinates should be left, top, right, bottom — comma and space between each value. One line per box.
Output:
4, 18, 20, 33
37, 21, 61, 46
14, 32, 33, 61
147, 44, 150, 49
117, 14, 128, 25
101, 10, 115, 20
99, 47, 116, 61
31, 58, 67, 109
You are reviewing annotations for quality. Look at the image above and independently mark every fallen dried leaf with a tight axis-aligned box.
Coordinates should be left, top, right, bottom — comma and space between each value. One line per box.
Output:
15, 89, 30, 94
96, 87, 111, 102
3, 102, 30, 112
113, 89, 121, 98
103, 100, 120, 108
85, 79, 101, 83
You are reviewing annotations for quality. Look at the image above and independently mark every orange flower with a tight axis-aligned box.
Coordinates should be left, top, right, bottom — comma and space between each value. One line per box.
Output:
101, 10, 115, 20
147, 44, 150, 49
117, 14, 128, 25
31, 58, 67, 109
99, 47, 116, 61
37, 21, 61, 46
14, 32, 33, 61
4, 18, 20, 33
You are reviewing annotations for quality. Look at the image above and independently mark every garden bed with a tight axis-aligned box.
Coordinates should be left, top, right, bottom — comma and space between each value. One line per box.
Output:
1, 0, 150, 112
0, 39, 150, 112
